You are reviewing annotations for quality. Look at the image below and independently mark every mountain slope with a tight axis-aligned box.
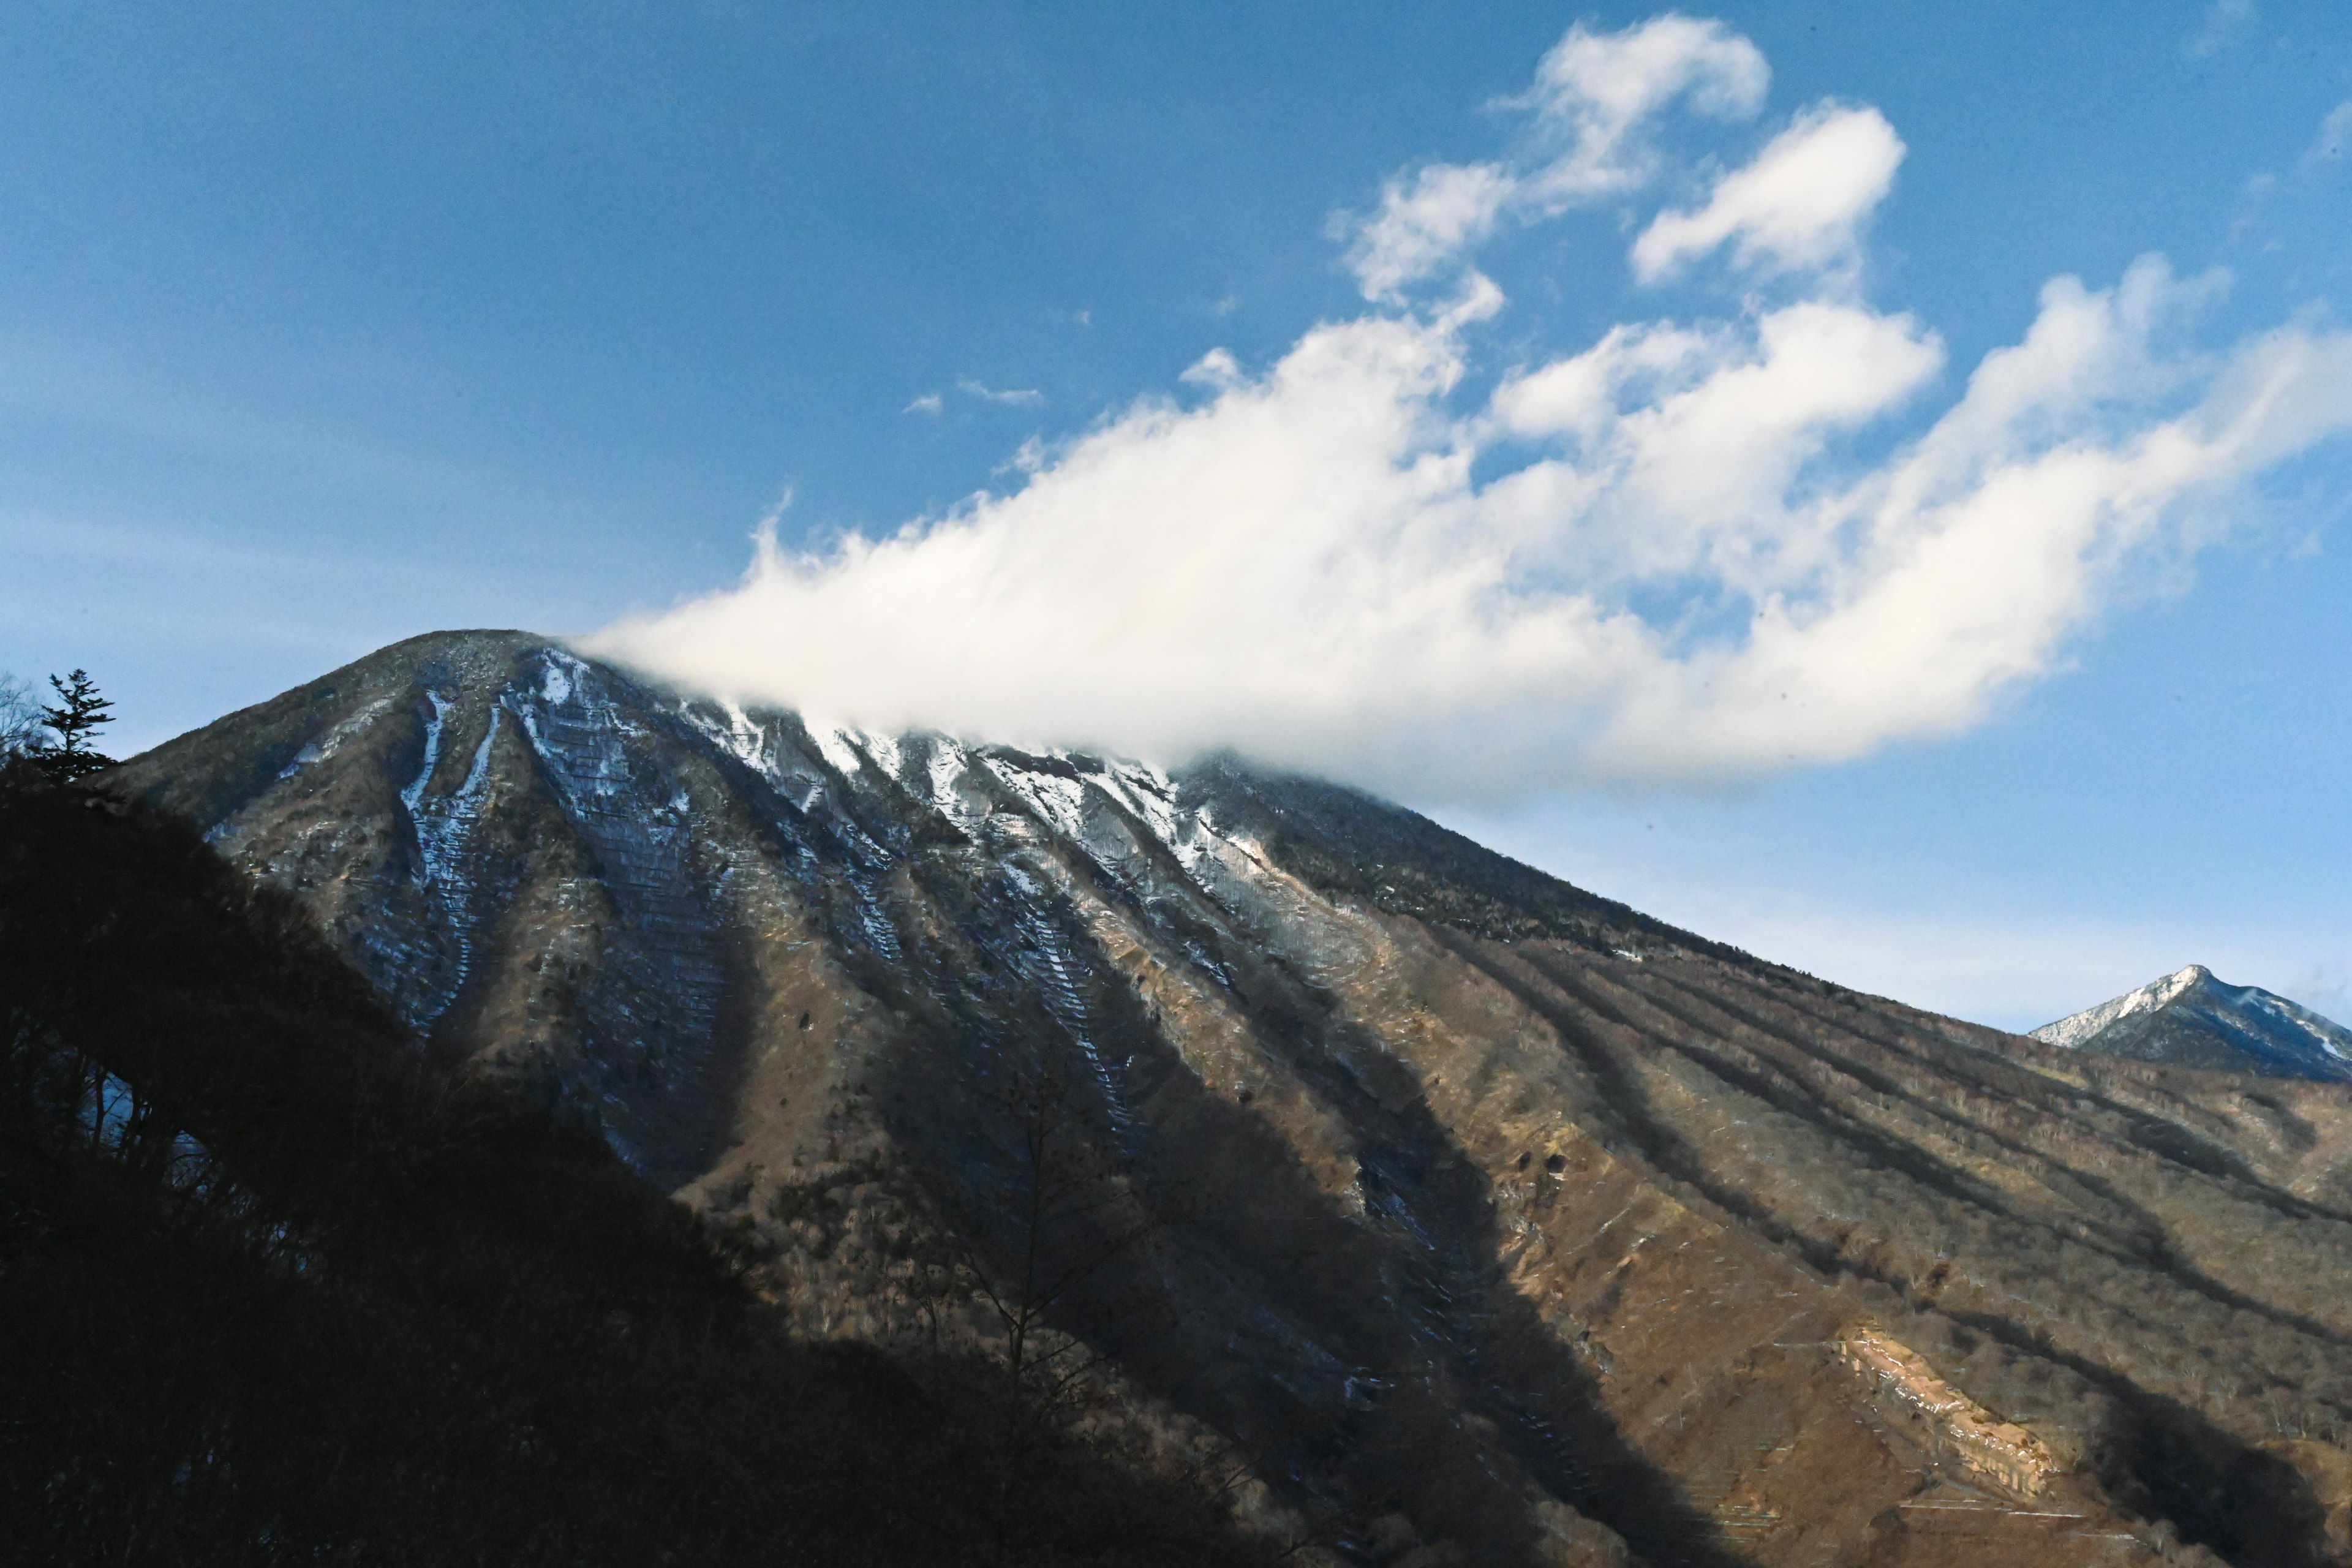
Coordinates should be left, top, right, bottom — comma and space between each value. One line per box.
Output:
0, 764, 1274, 1567
109, 630, 2352, 1567
2035, 965, 2352, 1084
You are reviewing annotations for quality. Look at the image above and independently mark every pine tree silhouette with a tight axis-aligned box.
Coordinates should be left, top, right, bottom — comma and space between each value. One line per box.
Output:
36, 669, 116, 781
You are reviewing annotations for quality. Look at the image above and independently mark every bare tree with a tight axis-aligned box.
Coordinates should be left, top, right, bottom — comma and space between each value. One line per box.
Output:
922, 1058, 1172, 1559
962, 1065, 1158, 1413
0, 673, 43, 759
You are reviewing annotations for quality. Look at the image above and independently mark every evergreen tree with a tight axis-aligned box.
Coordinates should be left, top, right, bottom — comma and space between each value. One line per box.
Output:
36, 668, 116, 781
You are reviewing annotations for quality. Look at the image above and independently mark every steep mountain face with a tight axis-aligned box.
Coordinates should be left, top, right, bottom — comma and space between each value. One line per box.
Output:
113, 630, 2352, 1568
2035, 967, 2352, 1084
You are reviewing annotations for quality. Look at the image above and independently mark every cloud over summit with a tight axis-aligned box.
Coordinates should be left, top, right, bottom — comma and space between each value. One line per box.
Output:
587, 15, 2352, 801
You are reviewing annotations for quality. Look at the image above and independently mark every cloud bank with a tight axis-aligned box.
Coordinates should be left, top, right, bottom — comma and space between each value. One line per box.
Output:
588, 15, 2352, 801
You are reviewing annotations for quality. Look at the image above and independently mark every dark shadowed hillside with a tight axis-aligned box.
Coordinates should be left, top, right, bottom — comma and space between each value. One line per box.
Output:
0, 764, 1283, 1567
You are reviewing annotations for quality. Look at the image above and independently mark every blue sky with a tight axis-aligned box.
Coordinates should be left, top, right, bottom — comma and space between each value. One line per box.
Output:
3, 2, 2348, 1027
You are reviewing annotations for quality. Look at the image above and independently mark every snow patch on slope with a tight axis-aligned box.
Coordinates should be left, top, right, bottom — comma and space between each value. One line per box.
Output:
277, 697, 394, 781
982, 754, 1093, 843
1001, 859, 1139, 1142
710, 702, 771, 771
399, 692, 451, 820
2031, 965, 2207, 1049
2225, 984, 2352, 1065
807, 721, 866, 779
405, 704, 502, 1020
861, 730, 905, 783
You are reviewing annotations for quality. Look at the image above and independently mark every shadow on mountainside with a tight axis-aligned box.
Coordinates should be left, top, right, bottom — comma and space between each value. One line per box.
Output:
866, 849, 1746, 1568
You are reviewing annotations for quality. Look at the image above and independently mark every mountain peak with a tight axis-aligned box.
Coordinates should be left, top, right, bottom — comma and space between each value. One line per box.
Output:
2033, 963, 2352, 1082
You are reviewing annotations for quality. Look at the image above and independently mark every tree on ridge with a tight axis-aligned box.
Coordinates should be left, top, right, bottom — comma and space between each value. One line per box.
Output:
35, 668, 116, 782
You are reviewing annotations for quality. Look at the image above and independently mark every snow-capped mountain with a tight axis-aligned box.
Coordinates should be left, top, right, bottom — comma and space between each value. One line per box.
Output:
105, 630, 2352, 1566
2032, 964, 2352, 1083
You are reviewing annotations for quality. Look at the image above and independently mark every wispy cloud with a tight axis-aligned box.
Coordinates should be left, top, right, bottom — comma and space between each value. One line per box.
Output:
1344, 15, 1768, 302
2187, 0, 2256, 58
907, 382, 1045, 415
957, 377, 1044, 407
2300, 99, 2352, 176
588, 15, 2352, 802
1631, 104, 1903, 282
1343, 162, 1515, 303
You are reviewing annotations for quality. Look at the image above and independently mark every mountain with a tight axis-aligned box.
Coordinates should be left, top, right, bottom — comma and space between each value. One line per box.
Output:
105, 629, 2352, 1568
2035, 966, 2352, 1084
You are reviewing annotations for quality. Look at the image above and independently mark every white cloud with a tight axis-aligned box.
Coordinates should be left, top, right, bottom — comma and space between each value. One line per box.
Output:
1341, 15, 1767, 300
587, 18, 2352, 803
1515, 13, 1769, 205
1485, 300, 1945, 592
2187, 0, 2255, 58
2301, 99, 2352, 176
957, 378, 1044, 406
903, 392, 943, 415
1180, 347, 1245, 391
1632, 104, 1903, 282
1346, 162, 1516, 304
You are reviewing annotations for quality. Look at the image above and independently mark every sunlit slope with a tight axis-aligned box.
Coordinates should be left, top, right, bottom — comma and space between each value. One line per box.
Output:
115, 630, 2352, 1568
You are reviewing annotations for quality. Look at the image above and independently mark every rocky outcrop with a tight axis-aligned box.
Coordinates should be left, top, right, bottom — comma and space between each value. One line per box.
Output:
111, 630, 2352, 1567
1839, 1328, 2059, 1496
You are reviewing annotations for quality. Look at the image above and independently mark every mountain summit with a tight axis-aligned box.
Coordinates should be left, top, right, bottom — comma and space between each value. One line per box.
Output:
2033, 965, 2352, 1084
103, 630, 2352, 1566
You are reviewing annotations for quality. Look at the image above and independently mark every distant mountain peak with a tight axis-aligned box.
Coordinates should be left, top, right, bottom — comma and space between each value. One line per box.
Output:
2032, 964, 2352, 1082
